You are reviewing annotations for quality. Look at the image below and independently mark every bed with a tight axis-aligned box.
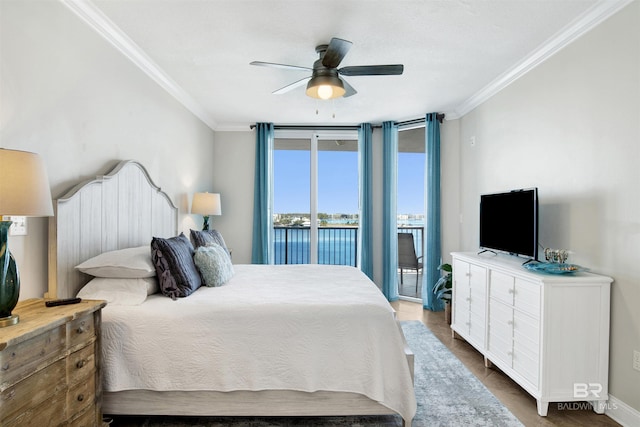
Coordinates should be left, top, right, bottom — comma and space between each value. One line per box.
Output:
47, 160, 417, 425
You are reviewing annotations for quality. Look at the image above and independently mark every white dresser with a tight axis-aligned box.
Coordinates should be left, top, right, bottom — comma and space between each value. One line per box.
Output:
451, 252, 612, 416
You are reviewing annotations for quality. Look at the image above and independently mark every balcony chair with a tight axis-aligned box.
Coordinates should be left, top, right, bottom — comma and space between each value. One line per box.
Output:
398, 232, 423, 291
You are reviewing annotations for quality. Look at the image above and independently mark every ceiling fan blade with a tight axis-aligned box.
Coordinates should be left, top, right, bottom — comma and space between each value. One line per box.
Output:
339, 64, 404, 76
250, 61, 312, 72
272, 76, 311, 95
342, 79, 357, 98
322, 38, 353, 68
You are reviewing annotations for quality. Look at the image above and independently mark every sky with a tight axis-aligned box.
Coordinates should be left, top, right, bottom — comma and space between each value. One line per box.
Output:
274, 150, 425, 215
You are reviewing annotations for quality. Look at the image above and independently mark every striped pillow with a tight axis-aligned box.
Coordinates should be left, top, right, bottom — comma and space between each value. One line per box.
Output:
151, 233, 201, 299
190, 229, 229, 253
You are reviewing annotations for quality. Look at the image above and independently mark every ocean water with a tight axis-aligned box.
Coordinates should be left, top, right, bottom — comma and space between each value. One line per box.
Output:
274, 227, 357, 266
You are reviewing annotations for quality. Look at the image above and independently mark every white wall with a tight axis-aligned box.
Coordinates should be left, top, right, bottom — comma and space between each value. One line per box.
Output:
453, 1, 639, 415
1, 0, 215, 299
210, 131, 256, 264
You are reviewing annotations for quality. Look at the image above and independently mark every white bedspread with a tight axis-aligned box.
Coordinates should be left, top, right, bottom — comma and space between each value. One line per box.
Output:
101, 264, 416, 421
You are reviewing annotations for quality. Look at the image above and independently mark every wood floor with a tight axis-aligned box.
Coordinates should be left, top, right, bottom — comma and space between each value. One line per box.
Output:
391, 300, 621, 427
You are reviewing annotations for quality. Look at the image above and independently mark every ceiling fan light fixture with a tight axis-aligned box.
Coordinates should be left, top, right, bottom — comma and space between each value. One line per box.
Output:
306, 75, 345, 100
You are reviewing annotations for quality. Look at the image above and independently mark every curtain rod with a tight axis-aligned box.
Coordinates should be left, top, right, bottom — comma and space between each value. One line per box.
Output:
249, 113, 445, 130
376, 113, 445, 128
249, 124, 360, 131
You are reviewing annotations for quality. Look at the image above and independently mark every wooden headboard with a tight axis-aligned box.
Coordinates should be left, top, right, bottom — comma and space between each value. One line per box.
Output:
48, 160, 178, 299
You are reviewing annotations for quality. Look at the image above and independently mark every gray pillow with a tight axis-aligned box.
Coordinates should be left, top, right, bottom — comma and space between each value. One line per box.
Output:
194, 244, 234, 287
151, 233, 201, 299
190, 229, 229, 253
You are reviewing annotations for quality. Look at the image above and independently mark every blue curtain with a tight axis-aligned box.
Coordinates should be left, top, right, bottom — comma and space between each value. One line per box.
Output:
358, 123, 373, 279
422, 113, 443, 310
382, 121, 399, 301
251, 123, 274, 264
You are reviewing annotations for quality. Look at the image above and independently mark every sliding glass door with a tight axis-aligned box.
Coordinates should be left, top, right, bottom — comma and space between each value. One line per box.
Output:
397, 126, 425, 300
273, 130, 359, 265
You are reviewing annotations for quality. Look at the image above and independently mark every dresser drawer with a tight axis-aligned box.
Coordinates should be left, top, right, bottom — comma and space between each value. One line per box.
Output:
488, 331, 513, 368
0, 359, 66, 423
489, 299, 513, 333
513, 311, 539, 353
67, 343, 96, 386
0, 325, 66, 389
3, 389, 67, 427
67, 371, 95, 416
68, 313, 96, 350
513, 346, 539, 387
514, 278, 540, 317
489, 270, 515, 305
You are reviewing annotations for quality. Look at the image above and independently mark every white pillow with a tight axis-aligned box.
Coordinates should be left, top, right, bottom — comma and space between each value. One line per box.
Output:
75, 246, 155, 278
77, 277, 159, 306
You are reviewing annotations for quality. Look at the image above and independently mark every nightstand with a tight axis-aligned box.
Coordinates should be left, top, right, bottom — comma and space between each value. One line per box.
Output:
0, 298, 106, 426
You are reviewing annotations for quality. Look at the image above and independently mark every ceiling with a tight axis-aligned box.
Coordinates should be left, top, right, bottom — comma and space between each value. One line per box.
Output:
64, 0, 629, 131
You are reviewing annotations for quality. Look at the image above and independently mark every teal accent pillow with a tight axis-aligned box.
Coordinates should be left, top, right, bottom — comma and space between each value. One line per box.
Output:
194, 244, 234, 287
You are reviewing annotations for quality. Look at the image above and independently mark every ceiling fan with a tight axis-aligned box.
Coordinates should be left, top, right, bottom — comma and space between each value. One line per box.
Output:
250, 37, 404, 100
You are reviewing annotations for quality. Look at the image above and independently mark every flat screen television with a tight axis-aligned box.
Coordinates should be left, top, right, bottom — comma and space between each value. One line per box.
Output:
479, 188, 538, 260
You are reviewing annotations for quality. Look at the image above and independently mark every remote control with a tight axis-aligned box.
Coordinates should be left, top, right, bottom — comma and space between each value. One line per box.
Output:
45, 298, 82, 307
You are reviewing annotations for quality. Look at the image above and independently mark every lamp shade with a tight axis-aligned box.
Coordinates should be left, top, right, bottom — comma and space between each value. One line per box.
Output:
0, 149, 54, 216
191, 192, 221, 216
0, 149, 53, 327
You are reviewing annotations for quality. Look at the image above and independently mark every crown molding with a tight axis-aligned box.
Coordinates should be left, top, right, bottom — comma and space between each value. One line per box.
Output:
447, 0, 634, 120
60, 0, 219, 131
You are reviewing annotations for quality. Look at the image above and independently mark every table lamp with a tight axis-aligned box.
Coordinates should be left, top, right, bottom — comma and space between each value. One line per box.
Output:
191, 192, 221, 231
0, 149, 54, 327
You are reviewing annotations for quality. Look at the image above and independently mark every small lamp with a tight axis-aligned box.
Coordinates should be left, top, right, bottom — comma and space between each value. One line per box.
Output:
0, 149, 54, 327
191, 192, 221, 231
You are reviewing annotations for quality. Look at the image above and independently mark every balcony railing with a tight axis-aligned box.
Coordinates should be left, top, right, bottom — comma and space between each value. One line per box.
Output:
274, 226, 358, 266
274, 225, 424, 266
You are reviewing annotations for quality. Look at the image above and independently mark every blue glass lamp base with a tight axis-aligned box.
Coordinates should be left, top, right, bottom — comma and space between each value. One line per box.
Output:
0, 314, 19, 327
0, 221, 20, 327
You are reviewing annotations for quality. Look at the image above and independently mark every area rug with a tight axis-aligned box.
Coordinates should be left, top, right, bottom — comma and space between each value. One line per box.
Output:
107, 321, 523, 427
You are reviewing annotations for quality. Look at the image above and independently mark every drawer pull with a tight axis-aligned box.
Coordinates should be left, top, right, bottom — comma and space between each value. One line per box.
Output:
508, 288, 514, 294
77, 393, 85, 402
76, 325, 86, 334
76, 359, 87, 369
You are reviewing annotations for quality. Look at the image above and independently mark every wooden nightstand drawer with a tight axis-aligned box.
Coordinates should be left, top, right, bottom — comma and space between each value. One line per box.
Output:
3, 389, 67, 427
68, 314, 96, 350
68, 343, 95, 386
67, 372, 95, 416
0, 324, 66, 389
0, 359, 66, 423
69, 405, 98, 427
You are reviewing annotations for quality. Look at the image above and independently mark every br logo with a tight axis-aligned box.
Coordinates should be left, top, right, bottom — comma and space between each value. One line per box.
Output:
573, 383, 603, 398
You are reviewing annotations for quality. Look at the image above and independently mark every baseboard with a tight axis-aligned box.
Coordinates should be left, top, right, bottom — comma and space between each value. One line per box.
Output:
605, 395, 640, 427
